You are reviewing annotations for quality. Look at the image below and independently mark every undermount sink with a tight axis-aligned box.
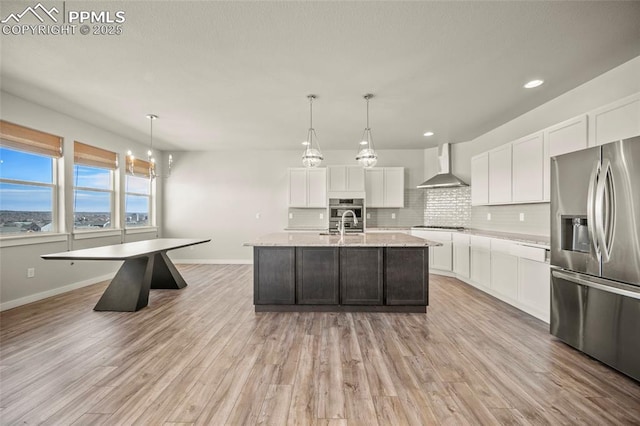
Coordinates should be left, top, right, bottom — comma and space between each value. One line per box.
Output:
318, 232, 364, 236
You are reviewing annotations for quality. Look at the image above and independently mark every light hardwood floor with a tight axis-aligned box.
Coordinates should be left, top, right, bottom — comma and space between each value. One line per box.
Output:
1, 264, 639, 425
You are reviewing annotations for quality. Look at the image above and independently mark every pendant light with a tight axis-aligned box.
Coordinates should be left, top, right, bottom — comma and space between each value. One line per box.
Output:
301, 94, 324, 168
146, 114, 158, 179
356, 93, 378, 168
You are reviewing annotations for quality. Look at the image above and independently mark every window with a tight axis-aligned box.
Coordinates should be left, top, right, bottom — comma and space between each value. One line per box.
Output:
125, 156, 153, 227
73, 141, 118, 230
0, 120, 61, 234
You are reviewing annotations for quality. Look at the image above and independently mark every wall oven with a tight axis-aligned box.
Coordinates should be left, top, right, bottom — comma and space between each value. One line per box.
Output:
328, 198, 364, 233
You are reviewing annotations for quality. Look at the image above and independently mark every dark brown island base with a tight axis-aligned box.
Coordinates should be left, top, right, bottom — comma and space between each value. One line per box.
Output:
244, 232, 441, 313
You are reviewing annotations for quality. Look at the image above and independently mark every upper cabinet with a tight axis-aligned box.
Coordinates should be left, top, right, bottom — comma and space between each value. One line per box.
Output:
546, 115, 588, 158
470, 93, 639, 207
471, 153, 489, 206
365, 167, 404, 208
488, 144, 512, 204
288, 168, 327, 208
588, 93, 640, 146
328, 166, 365, 192
512, 132, 544, 203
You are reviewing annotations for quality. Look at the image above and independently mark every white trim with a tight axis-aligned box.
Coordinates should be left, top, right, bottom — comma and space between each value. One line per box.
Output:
0, 272, 115, 312
72, 229, 122, 240
125, 226, 157, 235
0, 233, 68, 248
172, 258, 252, 265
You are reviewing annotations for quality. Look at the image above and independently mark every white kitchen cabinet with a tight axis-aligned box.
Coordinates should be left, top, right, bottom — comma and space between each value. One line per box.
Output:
452, 233, 470, 278
365, 167, 404, 208
512, 132, 544, 203
588, 92, 640, 146
546, 115, 588, 157
490, 239, 519, 301
411, 230, 452, 272
518, 257, 550, 322
471, 153, 489, 206
488, 145, 512, 204
288, 168, 327, 208
470, 235, 491, 287
328, 166, 365, 192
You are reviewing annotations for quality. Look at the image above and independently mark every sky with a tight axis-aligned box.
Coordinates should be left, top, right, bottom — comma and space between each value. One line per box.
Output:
0, 147, 150, 214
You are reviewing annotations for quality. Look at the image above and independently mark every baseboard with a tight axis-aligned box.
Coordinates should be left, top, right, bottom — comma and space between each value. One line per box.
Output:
172, 258, 253, 265
0, 272, 115, 312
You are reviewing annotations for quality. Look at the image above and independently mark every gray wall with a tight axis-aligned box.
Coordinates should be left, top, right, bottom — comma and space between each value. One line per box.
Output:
0, 92, 160, 309
164, 149, 425, 261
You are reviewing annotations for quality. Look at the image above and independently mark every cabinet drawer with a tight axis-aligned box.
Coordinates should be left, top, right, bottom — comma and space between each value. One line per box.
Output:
513, 244, 547, 262
423, 231, 452, 242
491, 239, 518, 255
452, 233, 470, 245
470, 235, 491, 250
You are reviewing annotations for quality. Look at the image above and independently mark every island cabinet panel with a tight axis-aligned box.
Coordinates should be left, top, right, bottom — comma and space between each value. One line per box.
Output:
385, 247, 429, 305
296, 247, 339, 304
340, 247, 383, 305
254, 247, 295, 304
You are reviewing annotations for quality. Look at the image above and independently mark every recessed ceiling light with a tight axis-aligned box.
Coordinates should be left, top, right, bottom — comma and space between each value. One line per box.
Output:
423, 131, 434, 137
524, 79, 544, 89
301, 141, 310, 146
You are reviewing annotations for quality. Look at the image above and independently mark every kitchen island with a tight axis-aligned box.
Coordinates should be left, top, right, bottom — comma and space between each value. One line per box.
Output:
244, 232, 441, 312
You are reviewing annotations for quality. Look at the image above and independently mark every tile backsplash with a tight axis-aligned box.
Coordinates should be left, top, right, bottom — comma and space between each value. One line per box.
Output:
470, 203, 550, 236
366, 189, 424, 228
287, 208, 327, 228
423, 187, 471, 227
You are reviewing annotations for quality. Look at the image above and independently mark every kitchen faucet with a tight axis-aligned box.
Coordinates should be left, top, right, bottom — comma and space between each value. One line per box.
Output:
338, 210, 358, 237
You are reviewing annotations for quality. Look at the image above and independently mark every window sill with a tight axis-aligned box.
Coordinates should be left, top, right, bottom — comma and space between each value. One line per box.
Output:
125, 226, 158, 235
72, 229, 122, 240
0, 232, 68, 248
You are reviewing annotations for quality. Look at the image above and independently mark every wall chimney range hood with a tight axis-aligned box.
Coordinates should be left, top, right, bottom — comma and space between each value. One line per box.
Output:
417, 143, 468, 188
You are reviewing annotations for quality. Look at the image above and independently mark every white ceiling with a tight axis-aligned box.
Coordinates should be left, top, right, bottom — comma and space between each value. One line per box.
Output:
2, 1, 640, 152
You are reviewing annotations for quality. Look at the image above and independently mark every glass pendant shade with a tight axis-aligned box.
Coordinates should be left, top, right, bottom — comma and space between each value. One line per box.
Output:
301, 95, 323, 168
356, 94, 378, 168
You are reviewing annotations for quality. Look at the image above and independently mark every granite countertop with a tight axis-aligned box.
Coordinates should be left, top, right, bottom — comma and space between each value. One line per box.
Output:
461, 229, 550, 248
409, 226, 550, 248
245, 232, 442, 247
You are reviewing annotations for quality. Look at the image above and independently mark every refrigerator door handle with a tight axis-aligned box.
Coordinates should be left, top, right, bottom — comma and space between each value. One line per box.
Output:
586, 160, 601, 259
552, 269, 640, 300
595, 159, 614, 262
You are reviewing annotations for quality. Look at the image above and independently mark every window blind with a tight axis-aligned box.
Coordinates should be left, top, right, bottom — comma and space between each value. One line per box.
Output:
126, 156, 154, 178
0, 120, 63, 158
74, 141, 118, 169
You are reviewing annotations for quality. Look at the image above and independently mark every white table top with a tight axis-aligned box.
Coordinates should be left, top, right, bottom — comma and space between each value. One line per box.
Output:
42, 238, 210, 260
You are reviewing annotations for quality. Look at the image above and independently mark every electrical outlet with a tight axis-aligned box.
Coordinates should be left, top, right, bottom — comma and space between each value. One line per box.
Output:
391, 213, 396, 219
289, 213, 293, 219
519, 212, 525, 221
366, 213, 371, 219
27, 267, 35, 278
319, 213, 324, 219
487, 213, 492, 221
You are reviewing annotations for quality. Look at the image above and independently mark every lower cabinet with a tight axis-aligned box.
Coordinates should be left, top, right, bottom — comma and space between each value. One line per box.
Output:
253, 247, 295, 304
253, 246, 428, 308
340, 247, 383, 305
385, 247, 429, 305
490, 251, 519, 301
518, 258, 550, 318
470, 246, 491, 288
296, 248, 339, 304
453, 234, 470, 278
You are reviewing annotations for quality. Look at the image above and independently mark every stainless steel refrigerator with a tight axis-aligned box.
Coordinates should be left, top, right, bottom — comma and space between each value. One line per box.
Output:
550, 136, 640, 381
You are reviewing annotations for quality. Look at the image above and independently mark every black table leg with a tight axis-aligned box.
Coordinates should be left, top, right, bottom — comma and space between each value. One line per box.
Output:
94, 256, 154, 312
150, 251, 187, 289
